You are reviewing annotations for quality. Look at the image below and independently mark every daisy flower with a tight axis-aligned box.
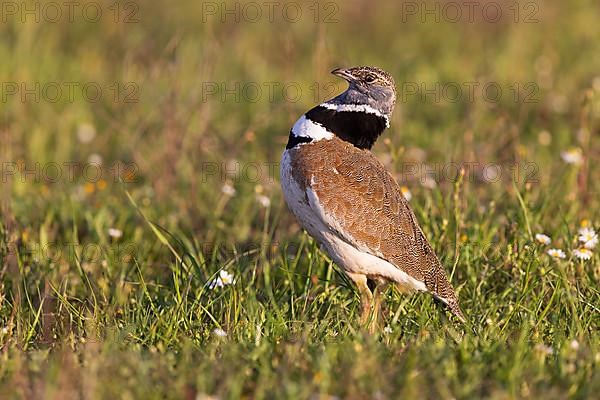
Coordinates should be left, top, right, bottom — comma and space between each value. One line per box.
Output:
547, 248, 566, 259
573, 248, 593, 261
535, 233, 551, 245
221, 182, 236, 197
87, 153, 103, 166
537, 130, 552, 146
212, 328, 227, 337
560, 147, 583, 165
569, 339, 580, 351
77, 123, 96, 143
256, 194, 271, 208
578, 227, 598, 249
108, 228, 123, 239
400, 186, 412, 201
209, 270, 235, 289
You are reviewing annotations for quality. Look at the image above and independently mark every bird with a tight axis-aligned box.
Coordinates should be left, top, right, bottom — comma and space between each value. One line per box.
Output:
280, 66, 465, 330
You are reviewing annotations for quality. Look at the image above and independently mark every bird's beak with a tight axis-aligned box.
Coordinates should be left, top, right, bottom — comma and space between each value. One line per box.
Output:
331, 68, 355, 82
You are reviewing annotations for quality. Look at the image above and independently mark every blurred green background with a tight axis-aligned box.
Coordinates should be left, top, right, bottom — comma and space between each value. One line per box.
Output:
1, 0, 599, 398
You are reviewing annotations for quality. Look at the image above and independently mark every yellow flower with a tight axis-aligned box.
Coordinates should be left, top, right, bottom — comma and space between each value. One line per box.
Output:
84, 182, 95, 194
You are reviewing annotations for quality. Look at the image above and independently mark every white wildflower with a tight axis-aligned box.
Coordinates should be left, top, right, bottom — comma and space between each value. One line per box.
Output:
578, 227, 598, 249
547, 248, 566, 259
209, 270, 235, 289
560, 148, 583, 165
77, 123, 96, 143
212, 328, 227, 337
221, 182, 236, 197
108, 228, 123, 238
573, 248, 593, 261
535, 233, 551, 245
400, 186, 412, 201
87, 153, 103, 166
256, 194, 271, 208
537, 130, 552, 146
569, 339, 580, 351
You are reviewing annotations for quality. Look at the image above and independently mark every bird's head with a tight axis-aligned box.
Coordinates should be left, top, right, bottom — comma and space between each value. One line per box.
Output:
330, 66, 397, 118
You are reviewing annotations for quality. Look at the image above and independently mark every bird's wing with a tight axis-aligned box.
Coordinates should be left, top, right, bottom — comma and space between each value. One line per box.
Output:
290, 137, 461, 310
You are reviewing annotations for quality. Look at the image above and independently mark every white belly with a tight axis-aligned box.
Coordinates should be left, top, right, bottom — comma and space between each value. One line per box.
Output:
280, 150, 426, 292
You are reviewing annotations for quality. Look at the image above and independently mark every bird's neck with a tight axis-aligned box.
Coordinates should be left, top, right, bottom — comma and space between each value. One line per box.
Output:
289, 101, 388, 150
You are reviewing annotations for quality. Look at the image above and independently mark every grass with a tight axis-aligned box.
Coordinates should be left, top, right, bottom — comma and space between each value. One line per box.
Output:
1, 0, 600, 398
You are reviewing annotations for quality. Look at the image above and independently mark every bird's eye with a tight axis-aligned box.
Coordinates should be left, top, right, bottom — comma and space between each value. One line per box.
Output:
365, 74, 377, 83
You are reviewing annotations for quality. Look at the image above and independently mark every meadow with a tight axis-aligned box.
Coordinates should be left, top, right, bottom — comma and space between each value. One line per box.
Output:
1, 0, 599, 398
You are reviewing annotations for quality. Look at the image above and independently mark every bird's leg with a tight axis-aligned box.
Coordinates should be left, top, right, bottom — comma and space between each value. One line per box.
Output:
370, 279, 389, 333
346, 273, 373, 327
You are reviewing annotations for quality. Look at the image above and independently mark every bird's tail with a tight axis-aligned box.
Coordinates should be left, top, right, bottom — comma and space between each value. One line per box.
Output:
447, 300, 466, 324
